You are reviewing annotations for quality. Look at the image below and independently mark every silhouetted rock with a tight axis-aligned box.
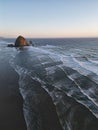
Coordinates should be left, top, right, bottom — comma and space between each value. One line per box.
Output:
7, 36, 34, 47
15, 36, 29, 47
29, 40, 34, 46
7, 44, 14, 47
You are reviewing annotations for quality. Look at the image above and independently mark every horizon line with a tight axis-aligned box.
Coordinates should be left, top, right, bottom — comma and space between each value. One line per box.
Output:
1, 36, 98, 39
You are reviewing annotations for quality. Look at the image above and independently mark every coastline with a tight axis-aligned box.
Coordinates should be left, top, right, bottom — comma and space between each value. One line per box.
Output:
0, 57, 27, 130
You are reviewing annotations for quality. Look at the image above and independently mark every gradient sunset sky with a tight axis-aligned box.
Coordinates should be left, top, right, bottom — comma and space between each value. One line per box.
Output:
0, 0, 98, 38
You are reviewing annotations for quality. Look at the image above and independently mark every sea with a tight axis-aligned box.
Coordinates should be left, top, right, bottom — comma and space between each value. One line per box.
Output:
0, 37, 98, 130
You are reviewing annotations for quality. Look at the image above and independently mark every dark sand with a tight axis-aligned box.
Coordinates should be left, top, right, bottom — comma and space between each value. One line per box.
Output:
21, 75, 63, 130
0, 53, 63, 130
0, 58, 27, 130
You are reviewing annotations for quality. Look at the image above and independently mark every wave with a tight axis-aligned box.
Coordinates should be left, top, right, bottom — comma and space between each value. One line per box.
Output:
8, 46, 98, 130
72, 54, 98, 75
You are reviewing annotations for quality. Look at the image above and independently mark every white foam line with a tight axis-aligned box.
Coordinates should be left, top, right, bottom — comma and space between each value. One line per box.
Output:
45, 50, 98, 106
72, 55, 98, 75
88, 58, 98, 64
54, 65, 98, 118
60, 55, 98, 84
59, 65, 98, 105
61, 56, 91, 75
46, 53, 98, 104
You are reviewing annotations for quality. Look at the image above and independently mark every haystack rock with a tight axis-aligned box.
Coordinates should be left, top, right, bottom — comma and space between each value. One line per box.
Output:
15, 36, 29, 47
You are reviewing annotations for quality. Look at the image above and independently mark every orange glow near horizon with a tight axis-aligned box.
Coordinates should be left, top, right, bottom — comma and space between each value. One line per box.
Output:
1, 31, 98, 38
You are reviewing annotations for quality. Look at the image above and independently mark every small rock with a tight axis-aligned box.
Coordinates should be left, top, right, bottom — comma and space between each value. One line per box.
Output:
29, 40, 34, 46
7, 44, 14, 47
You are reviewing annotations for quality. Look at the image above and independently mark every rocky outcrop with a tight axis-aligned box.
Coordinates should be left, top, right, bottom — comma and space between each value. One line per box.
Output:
15, 36, 29, 47
7, 36, 34, 47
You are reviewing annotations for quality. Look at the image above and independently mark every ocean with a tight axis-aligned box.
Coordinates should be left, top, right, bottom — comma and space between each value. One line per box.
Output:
0, 37, 98, 130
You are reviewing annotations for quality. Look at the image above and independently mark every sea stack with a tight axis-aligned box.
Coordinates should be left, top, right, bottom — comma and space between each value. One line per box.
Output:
15, 35, 29, 47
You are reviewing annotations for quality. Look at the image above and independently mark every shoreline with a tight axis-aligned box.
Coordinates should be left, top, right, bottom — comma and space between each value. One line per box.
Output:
0, 58, 27, 130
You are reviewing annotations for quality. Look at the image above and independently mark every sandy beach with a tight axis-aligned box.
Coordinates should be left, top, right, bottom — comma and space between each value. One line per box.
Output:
0, 56, 27, 130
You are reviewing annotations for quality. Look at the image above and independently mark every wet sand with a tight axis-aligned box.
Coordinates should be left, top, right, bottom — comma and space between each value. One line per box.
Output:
0, 53, 63, 130
0, 58, 27, 130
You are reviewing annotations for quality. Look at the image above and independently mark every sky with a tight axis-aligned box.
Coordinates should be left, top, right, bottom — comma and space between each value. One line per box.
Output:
0, 0, 98, 38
